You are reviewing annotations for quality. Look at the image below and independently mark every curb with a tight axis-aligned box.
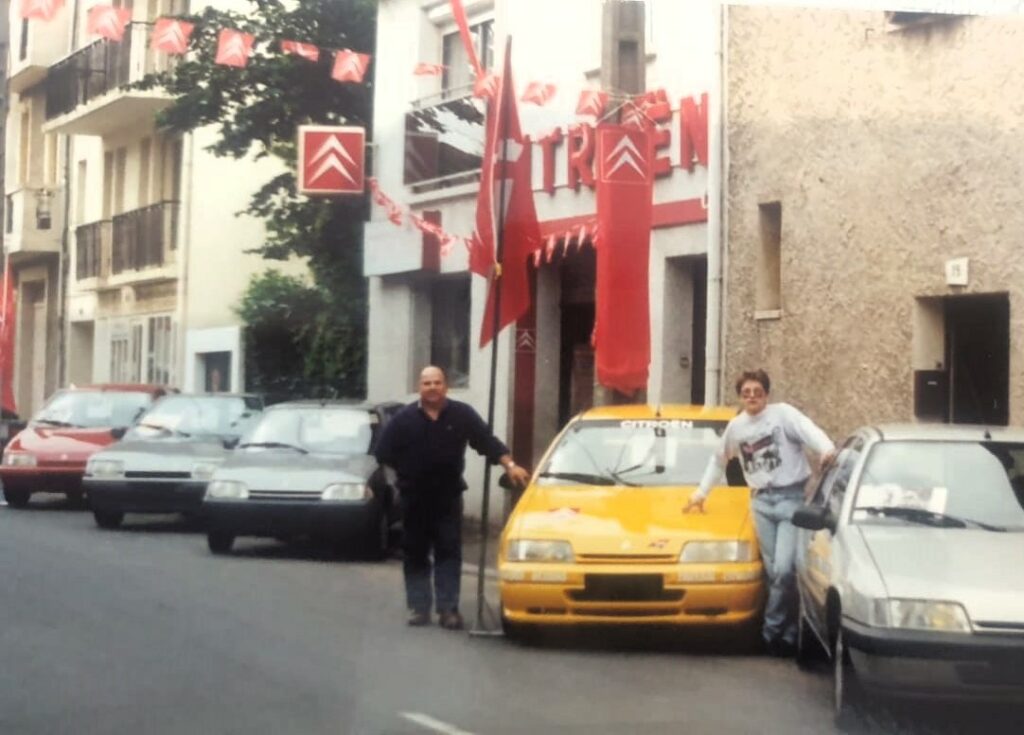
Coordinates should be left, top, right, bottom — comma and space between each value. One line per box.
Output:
461, 562, 499, 581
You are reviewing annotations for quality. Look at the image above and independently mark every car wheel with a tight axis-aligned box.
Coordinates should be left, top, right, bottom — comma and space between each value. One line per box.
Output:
66, 489, 85, 506
796, 595, 820, 668
208, 532, 235, 555
833, 628, 865, 730
3, 487, 30, 508
93, 509, 124, 529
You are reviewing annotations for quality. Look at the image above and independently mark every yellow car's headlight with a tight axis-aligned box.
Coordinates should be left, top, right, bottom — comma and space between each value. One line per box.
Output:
205, 480, 249, 501
888, 599, 971, 633
679, 540, 755, 563
505, 539, 574, 563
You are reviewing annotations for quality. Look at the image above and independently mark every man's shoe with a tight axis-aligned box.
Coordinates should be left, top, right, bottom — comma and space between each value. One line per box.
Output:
766, 639, 796, 658
407, 610, 431, 627
439, 611, 464, 630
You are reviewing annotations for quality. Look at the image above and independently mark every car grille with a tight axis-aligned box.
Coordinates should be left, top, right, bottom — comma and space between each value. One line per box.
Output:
569, 574, 683, 603
577, 553, 675, 564
248, 490, 322, 502
125, 471, 192, 479
974, 621, 1024, 634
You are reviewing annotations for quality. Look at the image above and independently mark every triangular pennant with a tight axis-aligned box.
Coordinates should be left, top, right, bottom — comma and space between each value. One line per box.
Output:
473, 72, 500, 100
576, 90, 609, 117
521, 81, 557, 107
413, 62, 446, 76
331, 50, 370, 83
87, 5, 132, 42
281, 40, 320, 62
20, 0, 63, 22
151, 18, 194, 54
215, 29, 254, 68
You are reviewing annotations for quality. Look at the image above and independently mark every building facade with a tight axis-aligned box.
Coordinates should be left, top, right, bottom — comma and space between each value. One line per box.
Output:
723, 5, 1024, 438
367, 0, 719, 513
4, 0, 307, 417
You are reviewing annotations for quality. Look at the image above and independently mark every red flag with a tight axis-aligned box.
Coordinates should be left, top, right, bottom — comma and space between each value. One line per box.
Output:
594, 124, 654, 394
20, 0, 63, 21
332, 50, 370, 83
475, 41, 542, 348
521, 81, 557, 107
449, 0, 483, 79
414, 62, 446, 76
576, 90, 608, 117
87, 5, 131, 41
215, 29, 253, 68
151, 18, 193, 54
281, 40, 320, 62
0, 265, 17, 416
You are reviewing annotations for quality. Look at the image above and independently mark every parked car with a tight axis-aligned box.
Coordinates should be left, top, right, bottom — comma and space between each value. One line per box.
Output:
0, 384, 168, 507
85, 393, 265, 529
201, 401, 403, 558
791, 424, 1024, 726
498, 404, 763, 639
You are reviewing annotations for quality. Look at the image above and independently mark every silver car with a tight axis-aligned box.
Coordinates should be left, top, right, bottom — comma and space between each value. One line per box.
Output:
791, 424, 1024, 726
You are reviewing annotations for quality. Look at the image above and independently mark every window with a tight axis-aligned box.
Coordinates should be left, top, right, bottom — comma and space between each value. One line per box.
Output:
146, 315, 175, 386
441, 19, 493, 96
756, 201, 782, 315
430, 275, 471, 389
826, 439, 863, 520
110, 326, 141, 383
19, 111, 31, 186
110, 316, 175, 386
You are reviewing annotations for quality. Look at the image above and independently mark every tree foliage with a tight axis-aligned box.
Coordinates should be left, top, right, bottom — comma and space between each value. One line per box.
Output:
137, 0, 377, 398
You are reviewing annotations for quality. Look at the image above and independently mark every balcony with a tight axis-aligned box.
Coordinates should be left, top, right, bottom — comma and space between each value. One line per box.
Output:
405, 86, 485, 193
43, 23, 174, 136
4, 187, 66, 260
8, 15, 70, 95
75, 220, 112, 282
112, 201, 179, 278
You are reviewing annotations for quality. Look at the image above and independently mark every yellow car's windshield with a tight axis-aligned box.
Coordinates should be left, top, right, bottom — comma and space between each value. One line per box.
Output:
538, 419, 734, 487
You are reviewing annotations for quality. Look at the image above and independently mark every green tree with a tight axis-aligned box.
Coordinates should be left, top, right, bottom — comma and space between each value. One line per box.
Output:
137, 0, 377, 397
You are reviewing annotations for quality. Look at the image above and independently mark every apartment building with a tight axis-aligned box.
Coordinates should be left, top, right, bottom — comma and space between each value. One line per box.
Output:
367, 0, 718, 510
5, 0, 306, 416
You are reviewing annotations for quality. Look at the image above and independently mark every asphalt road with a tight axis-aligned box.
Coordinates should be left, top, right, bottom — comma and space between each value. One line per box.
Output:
0, 494, 1018, 735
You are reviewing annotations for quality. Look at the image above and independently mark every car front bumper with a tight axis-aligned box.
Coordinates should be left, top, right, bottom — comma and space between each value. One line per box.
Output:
1, 466, 85, 494
202, 498, 378, 539
86, 479, 207, 514
844, 618, 1024, 701
499, 561, 764, 626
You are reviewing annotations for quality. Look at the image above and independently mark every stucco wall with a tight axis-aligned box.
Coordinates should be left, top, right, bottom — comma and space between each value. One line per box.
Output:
724, 7, 1024, 438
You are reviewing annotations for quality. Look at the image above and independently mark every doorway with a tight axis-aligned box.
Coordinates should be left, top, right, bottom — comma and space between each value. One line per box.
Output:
946, 294, 1009, 425
558, 247, 596, 427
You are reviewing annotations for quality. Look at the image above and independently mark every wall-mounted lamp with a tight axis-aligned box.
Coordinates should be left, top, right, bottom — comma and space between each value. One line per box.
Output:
34, 188, 53, 231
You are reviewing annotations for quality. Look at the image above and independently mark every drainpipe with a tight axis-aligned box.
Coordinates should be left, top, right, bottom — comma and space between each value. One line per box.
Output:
56, 0, 82, 388
704, 0, 726, 405
174, 132, 194, 390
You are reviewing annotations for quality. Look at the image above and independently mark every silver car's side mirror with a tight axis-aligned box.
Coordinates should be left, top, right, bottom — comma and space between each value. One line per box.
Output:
792, 505, 833, 532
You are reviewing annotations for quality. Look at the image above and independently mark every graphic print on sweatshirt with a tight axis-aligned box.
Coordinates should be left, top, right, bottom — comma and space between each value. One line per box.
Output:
739, 427, 783, 478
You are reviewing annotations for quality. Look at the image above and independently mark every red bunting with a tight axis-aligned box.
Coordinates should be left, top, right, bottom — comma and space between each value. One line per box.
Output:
332, 50, 370, 83
473, 72, 499, 100
87, 5, 132, 42
281, 40, 320, 62
521, 82, 557, 107
151, 18, 193, 54
215, 29, 254, 68
576, 90, 608, 117
414, 63, 446, 76
20, 0, 63, 22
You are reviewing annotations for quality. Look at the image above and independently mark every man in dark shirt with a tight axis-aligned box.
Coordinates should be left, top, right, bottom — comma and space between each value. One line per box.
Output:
375, 365, 530, 629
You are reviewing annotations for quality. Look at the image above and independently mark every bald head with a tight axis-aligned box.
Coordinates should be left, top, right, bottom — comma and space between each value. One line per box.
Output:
418, 365, 449, 410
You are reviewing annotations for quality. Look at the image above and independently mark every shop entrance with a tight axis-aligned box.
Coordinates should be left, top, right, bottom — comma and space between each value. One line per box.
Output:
558, 248, 596, 427
947, 294, 1009, 425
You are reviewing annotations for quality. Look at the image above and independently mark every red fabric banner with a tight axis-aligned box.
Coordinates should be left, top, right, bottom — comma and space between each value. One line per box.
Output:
521, 82, 556, 106
0, 265, 17, 416
475, 41, 542, 347
281, 40, 320, 62
449, 0, 483, 79
332, 50, 370, 83
87, 5, 131, 42
594, 124, 654, 395
214, 29, 253, 68
413, 62, 446, 76
20, 0, 63, 22
151, 19, 194, 54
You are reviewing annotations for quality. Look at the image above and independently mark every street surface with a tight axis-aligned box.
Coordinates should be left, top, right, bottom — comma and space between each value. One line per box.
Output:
0, 494, 1018, 735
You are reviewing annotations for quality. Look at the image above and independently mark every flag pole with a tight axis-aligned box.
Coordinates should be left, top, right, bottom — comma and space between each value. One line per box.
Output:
472, 36, 513, 636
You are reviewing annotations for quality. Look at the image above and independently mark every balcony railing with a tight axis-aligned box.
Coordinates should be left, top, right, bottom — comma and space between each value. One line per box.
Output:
404, 88, 485, 191
44, 23, 172, 122
76, 220, 112, 280
111, 201, 179, 274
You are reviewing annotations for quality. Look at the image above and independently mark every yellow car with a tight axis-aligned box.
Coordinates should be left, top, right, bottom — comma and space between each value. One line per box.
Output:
499, 405, 764, 635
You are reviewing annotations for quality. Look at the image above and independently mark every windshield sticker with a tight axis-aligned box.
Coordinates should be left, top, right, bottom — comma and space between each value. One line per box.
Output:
621, 419, 693, 430
855, 484, 948, 514
547, 507, 581, 521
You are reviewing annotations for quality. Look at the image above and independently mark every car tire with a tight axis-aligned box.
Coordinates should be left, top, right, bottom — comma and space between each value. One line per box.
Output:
3, 487, 30, 508
796, 596, 820, 668
501, 609, 539, 645
93, 509, 124, 529
833, 628, 866, 731
208, 531, 235, 555
66, 489, 85, 506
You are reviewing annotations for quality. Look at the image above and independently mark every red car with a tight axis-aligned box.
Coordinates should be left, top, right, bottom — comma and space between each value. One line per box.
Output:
0, 384, 168, 507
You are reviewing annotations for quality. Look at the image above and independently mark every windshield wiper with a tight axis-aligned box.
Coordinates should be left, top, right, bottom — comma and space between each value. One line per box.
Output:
35, 418, 78, 428
604, 468, 639, 486
537, 471, 616, 486
138, 422, 191, 438
858, 506, 1007, 532
238, 441, 309, 454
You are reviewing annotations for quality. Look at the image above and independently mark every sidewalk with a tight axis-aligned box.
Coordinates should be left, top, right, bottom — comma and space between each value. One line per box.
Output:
460, 519, 501, 580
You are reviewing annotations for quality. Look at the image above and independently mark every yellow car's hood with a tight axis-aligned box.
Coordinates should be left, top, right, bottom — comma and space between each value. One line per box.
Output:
508, 484, 753, 557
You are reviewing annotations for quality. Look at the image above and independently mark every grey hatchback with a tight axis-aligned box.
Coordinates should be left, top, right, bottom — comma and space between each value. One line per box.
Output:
201, 401, 402, 558
85, 393, 264, 528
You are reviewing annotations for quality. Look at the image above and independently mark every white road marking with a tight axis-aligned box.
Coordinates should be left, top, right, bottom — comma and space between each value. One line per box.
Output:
400, 712, 476, 735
